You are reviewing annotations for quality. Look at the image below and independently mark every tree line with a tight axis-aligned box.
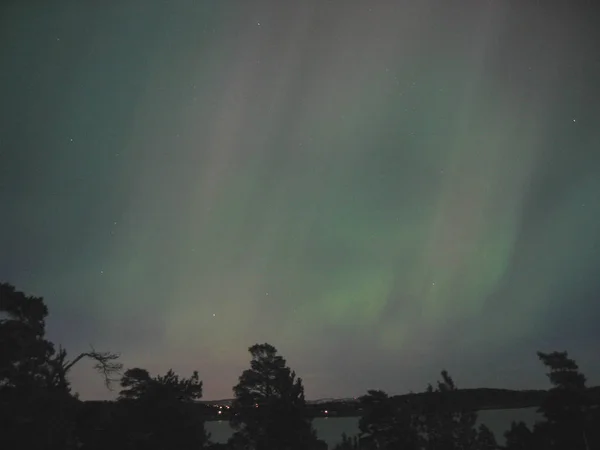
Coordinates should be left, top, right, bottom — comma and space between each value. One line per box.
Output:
1, 281, 599, 449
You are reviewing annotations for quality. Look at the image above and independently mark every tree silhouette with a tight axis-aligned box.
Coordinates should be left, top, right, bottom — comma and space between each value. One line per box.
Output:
503, 420, 540, 450
0, 283, 80, 449
0, 282, 121, 391
502, 351, 599, 450
0, 282, 121, 449
418, 370, 480, 450
536, 351, 590, 450
0, 282, 56, 391
114, 367, 209, 450
348, 374, 501, 450
229, 343, 324, 450
332, 433, 361, 450
358, 389, 420, 450
475, 424, 498, 450
56, 345, 122, 389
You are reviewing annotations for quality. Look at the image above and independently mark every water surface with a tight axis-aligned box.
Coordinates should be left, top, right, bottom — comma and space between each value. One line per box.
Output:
206, 407, 541, 447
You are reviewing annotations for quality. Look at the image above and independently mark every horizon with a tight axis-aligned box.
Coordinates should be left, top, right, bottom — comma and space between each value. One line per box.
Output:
76, 387, 551, 404
80, 384, 600, 405
72, 349, 599, 402
2, 0, 600, 403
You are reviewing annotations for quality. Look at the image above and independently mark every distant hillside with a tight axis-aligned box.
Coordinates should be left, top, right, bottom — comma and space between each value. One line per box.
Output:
81, 387, 600, 421
392, 388, 546, 411
305, 386, 600, 417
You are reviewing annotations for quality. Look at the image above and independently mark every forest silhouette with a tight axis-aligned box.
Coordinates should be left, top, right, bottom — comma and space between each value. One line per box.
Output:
2, 281, 599, 450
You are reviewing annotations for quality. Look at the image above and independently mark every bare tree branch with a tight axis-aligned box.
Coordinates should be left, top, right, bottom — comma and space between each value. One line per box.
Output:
61, 344, 123, 390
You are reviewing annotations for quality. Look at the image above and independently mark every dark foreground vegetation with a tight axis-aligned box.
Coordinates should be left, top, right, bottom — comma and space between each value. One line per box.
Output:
2, 282, 599, 449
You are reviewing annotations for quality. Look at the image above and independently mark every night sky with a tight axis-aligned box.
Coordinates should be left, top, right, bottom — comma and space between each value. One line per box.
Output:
1, 0, 599, 401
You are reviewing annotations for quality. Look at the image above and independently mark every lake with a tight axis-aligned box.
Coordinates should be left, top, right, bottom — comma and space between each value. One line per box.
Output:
206, 407, 541, 448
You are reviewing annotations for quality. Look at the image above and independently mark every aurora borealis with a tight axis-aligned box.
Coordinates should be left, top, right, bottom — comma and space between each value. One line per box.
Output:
1, 0, 599, 401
